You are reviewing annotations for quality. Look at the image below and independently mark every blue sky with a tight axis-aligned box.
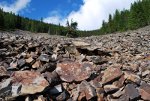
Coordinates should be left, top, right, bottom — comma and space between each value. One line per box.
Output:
0, 0, 138, 30
24, 0, 83, 20
0, 0, 83, 20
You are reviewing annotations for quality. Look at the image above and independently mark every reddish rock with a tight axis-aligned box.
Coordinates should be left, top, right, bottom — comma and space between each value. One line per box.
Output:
90, 73, 103, 88
122, 63, 139, 72
124, 71, 141, 84
11, 71, 49, 95
97, 94, 104, 101
56, 91, 70, 101
78, 81, 96, 100
113, 75, 125, 88
78, 91, 86, 101
104, 84, 119, 93
71, 88, 79, 101
56, 62, 94, 82
139, 82, 150, 101
111, 87, 125, 98
68, 83, 77, 91
102, 67, 123, 85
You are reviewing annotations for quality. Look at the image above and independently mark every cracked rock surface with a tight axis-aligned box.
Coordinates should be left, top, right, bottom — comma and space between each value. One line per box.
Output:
0, 26, 150, 101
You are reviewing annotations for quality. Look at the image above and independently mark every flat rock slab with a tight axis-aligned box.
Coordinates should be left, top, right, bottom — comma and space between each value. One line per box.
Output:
139, 82, 150, 101
124, 72, 141, 84
56, 62, 94, 82
72, 41, 90, 47
102, 67, 123, 85
125, 84, 140, 100
11, 71, 49, 95
104, 84, 119, 93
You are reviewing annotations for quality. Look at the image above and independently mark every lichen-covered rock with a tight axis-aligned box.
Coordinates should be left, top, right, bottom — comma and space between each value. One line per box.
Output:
11, 71, 49, 95
56, 62, 94, 82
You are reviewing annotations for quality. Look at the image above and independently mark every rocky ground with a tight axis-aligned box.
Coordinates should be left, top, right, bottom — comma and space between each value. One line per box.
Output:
0, 26, 150, 101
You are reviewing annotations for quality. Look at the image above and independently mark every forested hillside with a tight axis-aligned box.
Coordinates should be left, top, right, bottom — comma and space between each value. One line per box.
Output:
100, 0, 150, 34
0, 8, 68, 34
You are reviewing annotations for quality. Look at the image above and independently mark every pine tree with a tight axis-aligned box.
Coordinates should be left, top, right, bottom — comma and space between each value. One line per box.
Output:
113, 10, 121, 31
100, 20, 107, 34
0, 8, 4, 28
108, 14, 113, 33
15, 14, 22, 29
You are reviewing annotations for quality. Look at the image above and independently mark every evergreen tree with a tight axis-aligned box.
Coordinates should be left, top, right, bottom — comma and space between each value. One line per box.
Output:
15, 14, 22, 29
113, 10, 121, 31
100, 20, 107, 34
100, 0, 150, 34
108, 14, 113, 33
0, 8, 4, 28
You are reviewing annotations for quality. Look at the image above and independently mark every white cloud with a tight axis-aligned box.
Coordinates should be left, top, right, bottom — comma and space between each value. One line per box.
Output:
44, 0, 138, 30
0, 0, 31, 14
44, 16, 62, 25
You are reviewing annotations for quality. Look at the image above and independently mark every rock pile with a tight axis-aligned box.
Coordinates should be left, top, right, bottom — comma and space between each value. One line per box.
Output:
0, 27, 150, 101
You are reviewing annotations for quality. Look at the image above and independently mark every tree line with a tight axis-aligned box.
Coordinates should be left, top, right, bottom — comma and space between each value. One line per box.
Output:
0, 8, 90, 37
100, 0, 150, 34
0, 8, 74, 36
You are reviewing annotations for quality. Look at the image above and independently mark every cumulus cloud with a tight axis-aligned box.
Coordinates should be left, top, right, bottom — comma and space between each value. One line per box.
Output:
44, 0, 138, 30
44, 16, 62, 25
0, 0, 31, 14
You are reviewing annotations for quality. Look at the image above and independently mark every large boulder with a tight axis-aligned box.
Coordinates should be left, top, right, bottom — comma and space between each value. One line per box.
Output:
11, 71, 49, 96
56, 62, 94, 82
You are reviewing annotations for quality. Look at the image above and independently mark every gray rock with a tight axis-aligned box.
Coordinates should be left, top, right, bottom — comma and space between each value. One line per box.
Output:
11, 84, 22, 97
86, 56, 102, 64
39, 54, 50, 62
49, 84, 62, 95
125, 84, 140, 100
0, 78, 12, 98
17, 58, 26, 69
